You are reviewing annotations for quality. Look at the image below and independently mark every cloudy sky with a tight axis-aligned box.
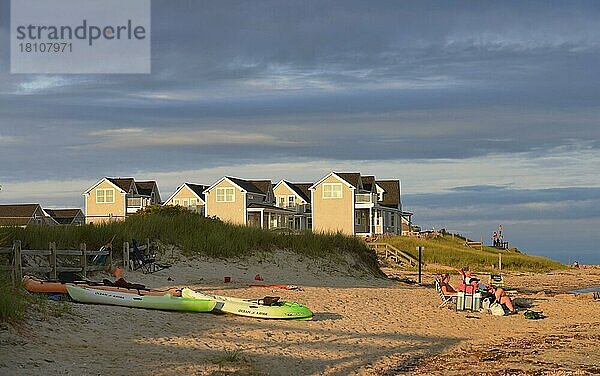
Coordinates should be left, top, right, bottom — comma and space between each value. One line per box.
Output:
1, 1, 599, 263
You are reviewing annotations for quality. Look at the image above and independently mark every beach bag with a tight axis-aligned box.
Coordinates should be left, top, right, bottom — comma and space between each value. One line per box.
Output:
489, 302, 506, 316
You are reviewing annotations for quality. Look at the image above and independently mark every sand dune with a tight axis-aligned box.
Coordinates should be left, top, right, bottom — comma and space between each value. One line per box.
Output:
1, 252, 599, 375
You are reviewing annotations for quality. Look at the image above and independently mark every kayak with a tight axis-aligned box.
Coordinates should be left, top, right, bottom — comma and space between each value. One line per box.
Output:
181, 288, 313, 320
23, 275, 181, 296
66, 285, 216, 312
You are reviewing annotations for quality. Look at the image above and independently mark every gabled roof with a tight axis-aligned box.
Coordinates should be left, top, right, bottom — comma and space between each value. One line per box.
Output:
309, 172, 361, 190
0, 204, 42, 226
335, 172, 362, 189
165, 182, 209, 204
361, 175, 376, 192
43, 208, 83, 225
135, 181, 158, 197
204, 177, 266, 195
376, 180, 401, 208
248, 180, 273, 196
107, 178, 136, 193
186, 183, 209, 202
225, 177, 265, 195
277, 181, 312, 203
84, 177, 128, 194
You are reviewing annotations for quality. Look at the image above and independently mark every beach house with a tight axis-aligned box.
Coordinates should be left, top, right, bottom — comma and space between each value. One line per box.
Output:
83, 177, 161, 224
204, 177, 294, 229
309, 172, 403, 236
273, 180, 312, 230
0, 204, 56, 227
163, 183, 209, 215
43, 208, 85, 225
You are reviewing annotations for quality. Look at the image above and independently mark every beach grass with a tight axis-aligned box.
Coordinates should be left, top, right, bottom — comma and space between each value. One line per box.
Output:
0, 205, 385, 277
0, 273, 25, 323
376, 234, 565, 272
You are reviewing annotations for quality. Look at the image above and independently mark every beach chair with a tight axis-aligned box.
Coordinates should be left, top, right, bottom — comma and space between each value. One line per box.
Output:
435, 278, 457, 309
130, 239, 171, 274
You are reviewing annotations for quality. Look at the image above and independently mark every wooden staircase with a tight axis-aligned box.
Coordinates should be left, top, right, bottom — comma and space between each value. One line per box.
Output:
367, 243, 418, 267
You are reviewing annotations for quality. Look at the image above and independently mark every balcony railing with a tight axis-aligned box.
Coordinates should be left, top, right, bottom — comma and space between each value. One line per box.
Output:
355, 193, 377, 204
127, 197, 142, 208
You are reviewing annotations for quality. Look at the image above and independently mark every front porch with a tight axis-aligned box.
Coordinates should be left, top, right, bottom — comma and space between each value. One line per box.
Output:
247, 204, 296, 230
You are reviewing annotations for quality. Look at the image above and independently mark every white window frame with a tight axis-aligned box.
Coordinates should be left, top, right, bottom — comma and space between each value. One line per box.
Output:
322, 183, 342, 199
288, 195, 295, 206
278, 196, 286, 207
96, 188, 115, 204
216, 187, 235, 202
173, 199, 180, 206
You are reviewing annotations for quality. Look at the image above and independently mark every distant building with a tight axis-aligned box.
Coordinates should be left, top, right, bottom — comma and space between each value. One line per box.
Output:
83, 177, 161, 224
163, 182, 209, 215
204, 176, 294, 229
43, 208, 85, 225
273, 180, 312, 230
0, 204, 55, 227
309, 172, 402, 236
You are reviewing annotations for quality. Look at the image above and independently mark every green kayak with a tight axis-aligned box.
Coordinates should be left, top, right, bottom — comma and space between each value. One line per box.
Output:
181, 288, 313, 320
66, 285, 216, 312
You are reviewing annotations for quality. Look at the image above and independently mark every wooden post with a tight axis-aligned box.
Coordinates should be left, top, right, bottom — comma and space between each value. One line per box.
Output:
49, 242, 57, 279
13, 240, 22, 283
499, 252, 502, 271
123, 242, 129, 270
80, 243, 87, 278
416, 246, 424, 285
108, 244, 113, 270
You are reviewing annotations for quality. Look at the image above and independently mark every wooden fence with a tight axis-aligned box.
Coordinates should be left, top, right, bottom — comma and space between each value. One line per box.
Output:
368, 242, 418, 267
0, 240, 112, 283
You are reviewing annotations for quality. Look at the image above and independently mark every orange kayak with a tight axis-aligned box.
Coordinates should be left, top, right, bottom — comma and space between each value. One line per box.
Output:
23, 275, 181, 297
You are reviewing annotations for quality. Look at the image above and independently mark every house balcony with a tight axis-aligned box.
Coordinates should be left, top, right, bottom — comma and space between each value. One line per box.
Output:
278, 203, 310, 214
355, 193, 377, 208
126, 197, 145, 214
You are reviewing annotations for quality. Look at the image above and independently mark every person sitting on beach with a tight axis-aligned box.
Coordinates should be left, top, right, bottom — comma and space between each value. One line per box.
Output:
439, 273, 458, 296
460, 267, 517, 314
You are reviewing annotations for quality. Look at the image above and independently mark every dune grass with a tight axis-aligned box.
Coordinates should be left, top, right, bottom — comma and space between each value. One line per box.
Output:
0, 273, 25, 323
376, 234, 565, 272
0, 206, 385, 277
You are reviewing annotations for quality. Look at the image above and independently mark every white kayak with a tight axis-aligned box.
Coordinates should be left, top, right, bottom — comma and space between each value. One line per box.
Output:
66, 285, 216, 312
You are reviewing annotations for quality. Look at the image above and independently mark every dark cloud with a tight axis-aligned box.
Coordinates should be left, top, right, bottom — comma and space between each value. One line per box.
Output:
1, 1, 599, 261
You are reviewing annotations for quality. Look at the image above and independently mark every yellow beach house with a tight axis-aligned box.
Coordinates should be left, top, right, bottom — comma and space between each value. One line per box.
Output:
163, 182, 209, 215
204, 176, 294, 229
83, 177, 161, 224
273, 180, 312, 230
309, 172, 403, 236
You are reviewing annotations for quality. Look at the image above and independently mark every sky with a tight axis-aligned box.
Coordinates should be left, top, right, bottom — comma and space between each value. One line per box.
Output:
1, 1, 599, 264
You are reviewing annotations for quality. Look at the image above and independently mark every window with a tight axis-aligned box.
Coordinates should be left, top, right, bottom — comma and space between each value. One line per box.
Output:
216, 187, 235, 202
288, 196, 294, 206
390, 213, 395, 227
173, 199, 180, 206
278, 196, 286, 207
189, 198, 197, 207
96, 188, 115, 203
182, 199, 189, 207
322, 183, 342, 199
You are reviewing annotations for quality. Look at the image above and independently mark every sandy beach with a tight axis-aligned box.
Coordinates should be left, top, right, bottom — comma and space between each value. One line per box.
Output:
1, 251, 599, 376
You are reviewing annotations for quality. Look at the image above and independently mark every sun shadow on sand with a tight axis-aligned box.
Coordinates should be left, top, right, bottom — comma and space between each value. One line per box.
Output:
312, 312, 343, 321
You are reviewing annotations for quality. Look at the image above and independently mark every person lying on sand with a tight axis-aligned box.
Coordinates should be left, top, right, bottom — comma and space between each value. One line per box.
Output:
460, 268, 517, 314
439, 273, 458, 296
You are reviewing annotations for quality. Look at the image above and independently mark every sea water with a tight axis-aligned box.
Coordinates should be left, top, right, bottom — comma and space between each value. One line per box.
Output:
569, 286, 600, 294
